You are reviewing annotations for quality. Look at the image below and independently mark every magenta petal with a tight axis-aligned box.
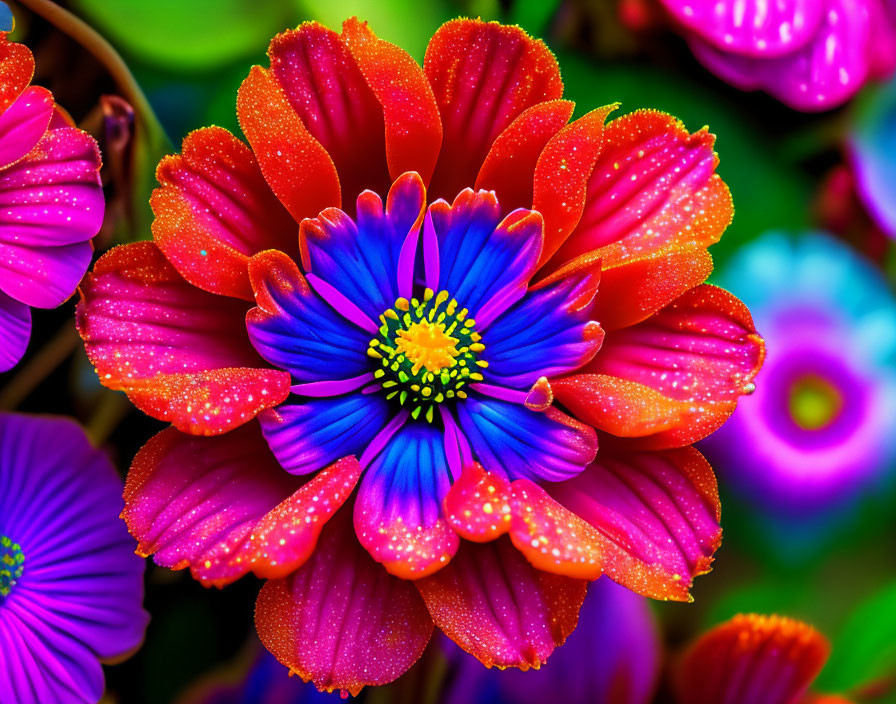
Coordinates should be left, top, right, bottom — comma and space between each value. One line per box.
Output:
0, 126, 103, 247
0, 289, 29, 372
661, 0, 824, 58
0, 240, 92, 309
124, 423, 300, 586
255, 511, 433, 696
0, 86, 53, 170
689, 0, 878, 111
0, 126, 103, 308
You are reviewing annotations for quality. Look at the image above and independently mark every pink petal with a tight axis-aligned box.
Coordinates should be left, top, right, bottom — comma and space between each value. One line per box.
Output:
415, 537, 586, 669
549, 445, 721, 601
0, 126, 103, 309
0, 126, 103, 248
660, 0, 824, 57
689, 0, 879, 111
547, 110, 731, 272
76, 242, 289, 435
255, 511, 433, 696
0, 86, 52, 169
151, 126, 297, 300
443, 464, 604, 580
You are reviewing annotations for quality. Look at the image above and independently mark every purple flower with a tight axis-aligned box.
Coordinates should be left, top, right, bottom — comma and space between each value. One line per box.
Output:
0, 413, 148, 703
659, 0, 896, 111
0, 32, 105, 372
705, 232, 896, 518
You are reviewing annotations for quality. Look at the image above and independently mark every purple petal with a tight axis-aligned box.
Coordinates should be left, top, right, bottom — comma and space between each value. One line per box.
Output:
354, 423, 460, 578
0, 413, 147, 704
259, 394, 391, 476
429, 189, 543, 323
0, 289, 29, 372
455, 394, 597, 482
299, 172, 425, 321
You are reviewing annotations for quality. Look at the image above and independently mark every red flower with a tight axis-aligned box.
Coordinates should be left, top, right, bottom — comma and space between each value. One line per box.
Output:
77, 18, 763, 695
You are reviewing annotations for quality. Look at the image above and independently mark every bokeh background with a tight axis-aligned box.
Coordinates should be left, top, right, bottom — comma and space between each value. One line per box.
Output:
2, 0, 895, 702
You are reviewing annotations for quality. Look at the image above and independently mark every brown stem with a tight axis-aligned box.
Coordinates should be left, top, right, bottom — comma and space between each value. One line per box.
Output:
12, 0, 167, 143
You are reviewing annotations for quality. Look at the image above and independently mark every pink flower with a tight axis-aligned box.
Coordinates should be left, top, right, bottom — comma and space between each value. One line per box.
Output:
659, 0, 896, 110
0, 33, 104, 371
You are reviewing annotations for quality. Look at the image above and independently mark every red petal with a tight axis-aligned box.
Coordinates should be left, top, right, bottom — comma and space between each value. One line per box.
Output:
674, 615, 830, 704
151, 126, 296, 300
425, 19, 564, 199
0, 36, 34, 114
255, 511, 433, 696
268, 24, 391, 202
443, 464, 603, 580
341, 18, 443, 186
557, 242, 714, 331
533, 105, 618, 267
475, 99, 575, 212
559, 285, 764, 448
236, 65, 341, 221
415, 537, 586, 669
76, 242, 289, 435
547, 109, 732, 272
550, 445, 721, 601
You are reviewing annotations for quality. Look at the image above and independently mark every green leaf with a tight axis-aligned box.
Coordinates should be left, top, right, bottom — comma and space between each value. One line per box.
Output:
816, 581, 896, 693
71, 0, 297, 71
295, 0, 453, 60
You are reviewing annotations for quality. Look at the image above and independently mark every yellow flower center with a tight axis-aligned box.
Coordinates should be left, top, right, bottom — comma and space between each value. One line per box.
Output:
395, 319, 460, 375
367, 288, 487, 422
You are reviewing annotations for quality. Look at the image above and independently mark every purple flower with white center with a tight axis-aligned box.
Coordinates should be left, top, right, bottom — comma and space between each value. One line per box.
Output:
705, 232, 896, 516
0, 413, 148, 703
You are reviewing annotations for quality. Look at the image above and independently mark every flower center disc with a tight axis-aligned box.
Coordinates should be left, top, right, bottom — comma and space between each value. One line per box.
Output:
788, 374, 843, 431
368, 288, 487, 422
0, 535, 24, 598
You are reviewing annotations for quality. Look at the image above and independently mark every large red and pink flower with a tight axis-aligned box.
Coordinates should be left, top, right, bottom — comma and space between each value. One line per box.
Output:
77, 17, 764, 696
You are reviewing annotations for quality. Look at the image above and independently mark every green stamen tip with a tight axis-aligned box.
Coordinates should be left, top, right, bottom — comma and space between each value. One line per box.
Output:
0, 536, 24, 598
368, 290, 486, 420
